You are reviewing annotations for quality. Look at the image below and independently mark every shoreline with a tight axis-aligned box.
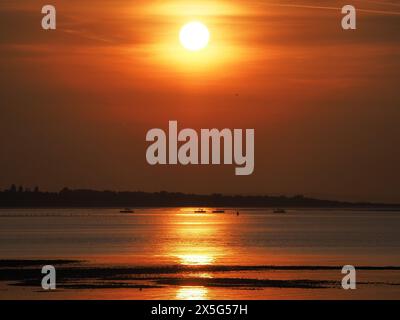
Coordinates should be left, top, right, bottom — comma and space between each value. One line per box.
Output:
0, 206, 400, 211
2, 260, 400, 292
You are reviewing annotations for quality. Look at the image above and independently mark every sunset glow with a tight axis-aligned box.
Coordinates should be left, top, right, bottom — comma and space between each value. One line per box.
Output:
1, 0, 400, 303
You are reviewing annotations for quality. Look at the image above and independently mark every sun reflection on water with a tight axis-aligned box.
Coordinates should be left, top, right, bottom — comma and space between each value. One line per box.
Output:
178, 254, 215, 266
176, 286, 208, 300
161, 208, 234, 268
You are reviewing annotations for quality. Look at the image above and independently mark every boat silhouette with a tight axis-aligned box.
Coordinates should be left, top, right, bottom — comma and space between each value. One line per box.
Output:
120, 208, 134, 213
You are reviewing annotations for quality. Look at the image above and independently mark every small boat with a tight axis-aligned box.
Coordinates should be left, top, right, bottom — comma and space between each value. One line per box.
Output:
194, 209, 207, 213
273, 208, 286, 213
212, 210, 225, 213
120, 208, 134, 213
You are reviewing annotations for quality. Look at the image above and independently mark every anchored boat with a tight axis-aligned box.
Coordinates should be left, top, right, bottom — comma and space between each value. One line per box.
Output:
120, 208, 134, 213
212, 210, 225, 213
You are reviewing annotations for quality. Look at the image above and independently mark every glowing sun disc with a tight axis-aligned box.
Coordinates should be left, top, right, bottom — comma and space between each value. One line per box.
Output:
179, 21, 210, 51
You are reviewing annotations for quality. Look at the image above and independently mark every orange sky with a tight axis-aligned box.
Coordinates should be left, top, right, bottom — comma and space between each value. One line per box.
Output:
0, 0, 399, 202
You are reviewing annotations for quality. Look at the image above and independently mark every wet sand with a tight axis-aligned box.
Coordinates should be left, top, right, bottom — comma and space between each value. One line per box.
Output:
1, 259, 400, 299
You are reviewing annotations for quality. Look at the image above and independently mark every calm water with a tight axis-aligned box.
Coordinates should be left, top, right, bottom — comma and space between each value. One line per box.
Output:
1, 208, 400, 299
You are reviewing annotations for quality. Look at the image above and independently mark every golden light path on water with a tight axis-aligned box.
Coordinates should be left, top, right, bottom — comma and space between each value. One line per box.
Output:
176, 286, 209, 300
163, 209, 228, 267
177, 253, 215, 265
165, 209, 225, 299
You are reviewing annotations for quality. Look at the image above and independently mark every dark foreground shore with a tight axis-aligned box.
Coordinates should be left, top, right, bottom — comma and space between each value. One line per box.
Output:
1, 260, 400, 293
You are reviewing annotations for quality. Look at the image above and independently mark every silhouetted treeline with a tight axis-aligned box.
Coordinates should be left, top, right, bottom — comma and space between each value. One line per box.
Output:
0, 185, 398, 208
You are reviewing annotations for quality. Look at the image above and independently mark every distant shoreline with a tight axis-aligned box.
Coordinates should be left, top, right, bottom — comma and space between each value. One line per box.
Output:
1, 188, 399, 209
0, 206, 400, 211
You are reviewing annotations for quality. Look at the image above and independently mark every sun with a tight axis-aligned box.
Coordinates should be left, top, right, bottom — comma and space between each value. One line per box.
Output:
179, 21, 210, 51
